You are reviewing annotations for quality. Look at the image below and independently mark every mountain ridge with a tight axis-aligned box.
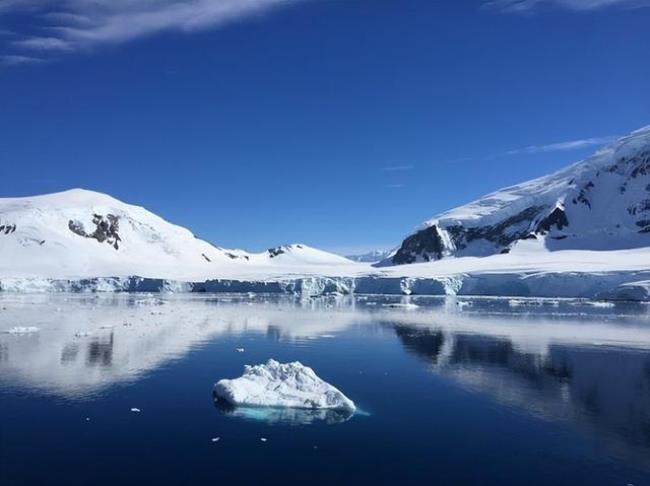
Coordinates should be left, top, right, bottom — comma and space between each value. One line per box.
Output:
381, 125, 650, 266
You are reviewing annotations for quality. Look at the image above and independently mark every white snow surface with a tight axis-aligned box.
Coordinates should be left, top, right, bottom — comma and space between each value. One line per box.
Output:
1, 126, 650, 300
214, 359, 356, 412
0, 188, 353, 280
383, 125, 650, 262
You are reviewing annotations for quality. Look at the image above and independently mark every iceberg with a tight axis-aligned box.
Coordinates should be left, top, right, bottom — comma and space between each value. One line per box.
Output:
213, 359, 356, 412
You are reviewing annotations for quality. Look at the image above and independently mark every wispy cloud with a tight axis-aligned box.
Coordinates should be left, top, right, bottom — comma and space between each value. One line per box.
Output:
12, 37, 72, 51
381, 165, 414, 172
485, 0, 650, 13
0, 0, 305, 63
1, 54, 46, 65
505, 135, 618, 155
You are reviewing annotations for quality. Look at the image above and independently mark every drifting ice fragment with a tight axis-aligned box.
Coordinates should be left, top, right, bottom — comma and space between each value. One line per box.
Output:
130, 408, 141, 413
236, 348, 245, 353
4, 326, 39, 334
214, 359, 356, 412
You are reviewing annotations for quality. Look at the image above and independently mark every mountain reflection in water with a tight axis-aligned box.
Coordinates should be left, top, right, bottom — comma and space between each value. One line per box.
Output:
391, 321, 650, 466
1, 293, 650, 471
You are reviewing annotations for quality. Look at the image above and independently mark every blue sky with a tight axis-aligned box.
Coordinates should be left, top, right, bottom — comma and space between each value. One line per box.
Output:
0, 0, 649, 254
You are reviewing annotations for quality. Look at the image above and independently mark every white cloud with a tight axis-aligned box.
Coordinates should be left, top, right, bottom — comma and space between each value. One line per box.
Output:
485, 0, 650, 12
12, 36, 72, 50
1, 0, 304, 60
1, 54, 46, 65
381, 165, 414, 172
505, 135, 618, 155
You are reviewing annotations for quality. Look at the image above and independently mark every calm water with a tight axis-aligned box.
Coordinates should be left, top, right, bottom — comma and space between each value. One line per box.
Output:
1, 294, 650, 485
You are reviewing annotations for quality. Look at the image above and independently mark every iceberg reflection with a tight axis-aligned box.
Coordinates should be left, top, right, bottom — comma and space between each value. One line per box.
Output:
213, 397, 354, 425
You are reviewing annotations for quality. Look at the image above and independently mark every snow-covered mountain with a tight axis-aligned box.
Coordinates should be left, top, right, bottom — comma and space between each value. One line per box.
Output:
382, 125, 650, 266
0, 189, 353, 279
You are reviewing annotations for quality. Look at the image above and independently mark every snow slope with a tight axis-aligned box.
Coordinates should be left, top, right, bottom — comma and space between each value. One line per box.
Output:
0, 189, 354, 279
2, 125, 650, 300
382, 126, 650, 265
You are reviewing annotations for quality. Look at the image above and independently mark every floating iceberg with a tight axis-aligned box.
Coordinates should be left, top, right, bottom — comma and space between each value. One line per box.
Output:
213, 359, 356, 412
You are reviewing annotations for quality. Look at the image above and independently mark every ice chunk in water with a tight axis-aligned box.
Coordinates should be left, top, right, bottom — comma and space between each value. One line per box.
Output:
214, 359, 355, 412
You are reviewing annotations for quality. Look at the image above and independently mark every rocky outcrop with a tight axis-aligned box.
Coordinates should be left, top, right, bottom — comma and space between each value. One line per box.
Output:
0, 223, 16, 235
68, 213, 121, 250
383, 126, 650, 266
391, 204, 569, 265
392, 225, 445, 264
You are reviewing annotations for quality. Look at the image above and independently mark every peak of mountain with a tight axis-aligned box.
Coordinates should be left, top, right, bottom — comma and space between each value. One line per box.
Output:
0, 188, 252, 279
0, 189, 356, 279
381, 125, 650, 266
264, 244, 354, 265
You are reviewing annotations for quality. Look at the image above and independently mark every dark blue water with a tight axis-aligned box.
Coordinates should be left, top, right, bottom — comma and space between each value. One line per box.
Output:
1, 294, 650, 485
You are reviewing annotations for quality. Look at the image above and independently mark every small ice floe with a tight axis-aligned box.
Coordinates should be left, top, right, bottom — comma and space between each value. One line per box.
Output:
260, 437, 268, 443
214, 359, 356, 412
584, 301, 616, 308
130, 407, 141, 413
4, 326, 39, 334
211, 437, 220, 443
236, 348, 245, 353
383, 303, 419, 310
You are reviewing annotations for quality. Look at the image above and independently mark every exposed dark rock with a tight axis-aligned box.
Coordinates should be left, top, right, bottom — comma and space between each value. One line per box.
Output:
636, 220, 650, 228
268, 246, 287, 258
0, 224, 16, 235
392, 206, 551, 265
536, 206, 569, 233
202, 253, 211, 262
628, 199, 650, 216
392, 225, 445, 264
68, 214, 121, 250
461, 206, 542, 247
225, 252, 250, 261
576, 182, 593, 209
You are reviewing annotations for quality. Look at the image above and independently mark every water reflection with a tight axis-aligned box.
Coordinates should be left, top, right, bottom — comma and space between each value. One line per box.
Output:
213, 396, 354, 425
390, 321, 650, 466
0, 293, 364, 398
2, 293, 650, 461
